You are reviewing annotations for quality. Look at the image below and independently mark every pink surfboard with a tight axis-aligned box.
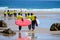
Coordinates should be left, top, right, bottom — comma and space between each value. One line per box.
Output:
15, 19, 31, 26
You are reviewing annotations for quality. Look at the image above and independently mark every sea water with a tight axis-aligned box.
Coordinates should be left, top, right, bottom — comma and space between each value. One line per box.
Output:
0, 1, 60, 40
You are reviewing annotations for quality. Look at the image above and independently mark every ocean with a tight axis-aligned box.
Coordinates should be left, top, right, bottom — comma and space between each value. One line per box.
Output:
0, 1, 60, 29
0, 1, 60, 40
0, 1, 60, 9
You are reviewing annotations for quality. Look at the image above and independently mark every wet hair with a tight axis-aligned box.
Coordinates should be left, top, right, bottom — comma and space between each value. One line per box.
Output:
31, 13, 33, 15
28, 13, 30, 16
7, 10, 9, 12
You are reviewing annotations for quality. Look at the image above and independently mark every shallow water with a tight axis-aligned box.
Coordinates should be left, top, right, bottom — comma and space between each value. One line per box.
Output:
1, 13, 60, 29
0, 32, 60, 40
0, 13, 60, 40
36, 14, 60, 28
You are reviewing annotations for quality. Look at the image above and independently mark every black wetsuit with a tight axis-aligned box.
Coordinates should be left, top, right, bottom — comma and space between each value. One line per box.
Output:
14, 13, 17, 17
19, 26, 22, 30
28, 19, 38, 30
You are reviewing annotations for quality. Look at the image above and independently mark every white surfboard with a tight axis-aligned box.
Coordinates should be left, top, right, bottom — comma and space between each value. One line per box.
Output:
36, 19, 40, 25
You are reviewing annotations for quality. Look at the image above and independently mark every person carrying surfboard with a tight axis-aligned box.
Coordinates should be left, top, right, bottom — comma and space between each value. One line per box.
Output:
17, 15, 23, 32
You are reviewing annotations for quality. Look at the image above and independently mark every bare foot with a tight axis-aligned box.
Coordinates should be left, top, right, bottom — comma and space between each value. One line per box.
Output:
19, 30, 21, 33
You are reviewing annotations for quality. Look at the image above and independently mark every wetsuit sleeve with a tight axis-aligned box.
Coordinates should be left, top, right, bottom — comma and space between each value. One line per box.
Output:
36, 20, 38, 26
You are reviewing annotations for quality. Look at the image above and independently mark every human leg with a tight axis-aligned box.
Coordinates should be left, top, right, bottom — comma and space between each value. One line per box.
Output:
19, 26, 22, 31
28, 24, 31, 30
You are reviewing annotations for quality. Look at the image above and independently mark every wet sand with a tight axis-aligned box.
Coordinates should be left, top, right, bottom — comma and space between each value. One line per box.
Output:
0, 10, 60, 40
0, 10, 60, 34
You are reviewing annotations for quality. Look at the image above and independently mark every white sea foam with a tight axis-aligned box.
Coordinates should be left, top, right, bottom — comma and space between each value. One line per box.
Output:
0, 7, 8, 10
7, 8, 60, 12
0, 7, 60, 12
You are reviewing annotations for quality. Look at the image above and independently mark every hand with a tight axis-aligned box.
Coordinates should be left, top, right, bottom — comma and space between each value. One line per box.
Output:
36, 24, 38, 27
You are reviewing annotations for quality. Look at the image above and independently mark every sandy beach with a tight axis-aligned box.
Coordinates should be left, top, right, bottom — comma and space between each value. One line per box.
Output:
0, 1, 60, 40
0, 9, 60, 40
0, 9, 60, 34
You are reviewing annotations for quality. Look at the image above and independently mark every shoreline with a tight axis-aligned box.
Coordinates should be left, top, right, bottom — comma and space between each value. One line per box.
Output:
0, 8, 60, 35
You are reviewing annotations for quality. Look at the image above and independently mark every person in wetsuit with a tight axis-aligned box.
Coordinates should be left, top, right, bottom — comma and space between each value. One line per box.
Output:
31, 13, 38, 31
17, 15, 23, 32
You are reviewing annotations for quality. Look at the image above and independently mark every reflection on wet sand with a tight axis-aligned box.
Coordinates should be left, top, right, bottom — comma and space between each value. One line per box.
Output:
31, 33, 35, 40
17, 31, 38, 40
17, 32, 31, 40
0, 11, 60, 40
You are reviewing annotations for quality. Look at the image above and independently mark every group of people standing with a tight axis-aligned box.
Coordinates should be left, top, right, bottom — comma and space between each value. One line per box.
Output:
4, 10, 20, 17
3, 10, 28, 17
3, 10, 38, 32
17, 12, 38, 32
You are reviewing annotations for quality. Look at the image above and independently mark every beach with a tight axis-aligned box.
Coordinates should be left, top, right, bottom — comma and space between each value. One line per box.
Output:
0, 1, 60, 40
0, 8, 60, 40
